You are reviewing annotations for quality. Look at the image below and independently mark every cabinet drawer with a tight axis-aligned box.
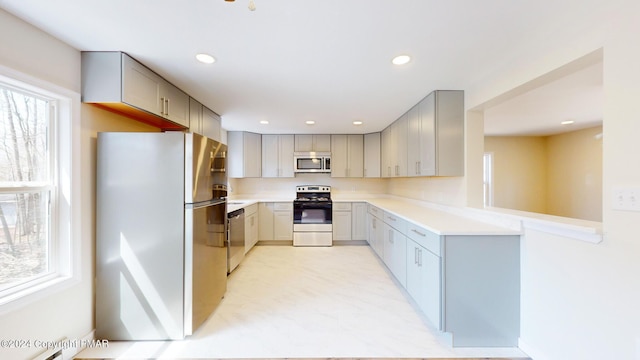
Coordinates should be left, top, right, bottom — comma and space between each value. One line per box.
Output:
368, 204, 382, 218
333, 202, 352, 211
273, 202, 293, 211
407, 223, 440, 256
384, 212, 407, 234
244, 203, 258, 216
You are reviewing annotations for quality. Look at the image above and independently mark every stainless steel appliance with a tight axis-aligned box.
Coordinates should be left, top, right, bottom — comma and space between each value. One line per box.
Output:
293, 185, 333, 246
227, 208, 245, 273
96, 132, 228, 340
294, 152, 331, 173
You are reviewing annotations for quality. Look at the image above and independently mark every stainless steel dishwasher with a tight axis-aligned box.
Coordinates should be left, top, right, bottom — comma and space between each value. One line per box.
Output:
227, 208, 245, 273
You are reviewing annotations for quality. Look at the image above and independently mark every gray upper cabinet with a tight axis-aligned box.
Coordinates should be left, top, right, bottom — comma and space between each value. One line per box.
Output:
82, 51, 190, 129
262, 134, 295, 178
382, 90, 464, 177
331, 134, 364, 178
294, 134, 331, 152
190, 97, 221, 142
382, 114, 408, 178
228, 131, 262, 178
364, 132, 381, 178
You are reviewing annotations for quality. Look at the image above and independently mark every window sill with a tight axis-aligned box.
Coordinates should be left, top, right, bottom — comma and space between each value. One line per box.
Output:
0, 274, 80, 315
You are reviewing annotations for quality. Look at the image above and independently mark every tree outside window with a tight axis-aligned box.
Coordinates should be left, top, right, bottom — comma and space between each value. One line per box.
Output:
0, 84, 53, 291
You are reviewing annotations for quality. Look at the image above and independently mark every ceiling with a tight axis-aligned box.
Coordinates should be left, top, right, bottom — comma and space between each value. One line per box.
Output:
0, 0, 604, 135
484, 61, 603, 136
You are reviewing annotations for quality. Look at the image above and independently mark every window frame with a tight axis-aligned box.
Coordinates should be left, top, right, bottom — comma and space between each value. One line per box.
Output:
0, 64, 81, 313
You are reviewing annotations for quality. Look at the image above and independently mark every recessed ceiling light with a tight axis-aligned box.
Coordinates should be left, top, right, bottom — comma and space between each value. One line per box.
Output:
392, 55, 411, 65
305, 121, 315, 125
260, 120, 269, 125
561, 120, 575, 125
195, 53, 216, 64
353, 121, 363, 126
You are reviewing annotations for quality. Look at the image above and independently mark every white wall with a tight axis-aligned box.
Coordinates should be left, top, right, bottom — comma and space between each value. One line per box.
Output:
0, 8, 159, 360
466, 1, 640, 358
0, 9, 88, 360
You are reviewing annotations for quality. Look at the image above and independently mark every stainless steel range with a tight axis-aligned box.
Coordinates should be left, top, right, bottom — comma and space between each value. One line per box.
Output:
293, 185, 332, 246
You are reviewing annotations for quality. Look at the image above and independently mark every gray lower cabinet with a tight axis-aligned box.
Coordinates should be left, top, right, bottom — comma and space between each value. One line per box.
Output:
351, 202, 367, 240
332, 203, 352, 241
371, 209, 520, 347
367, 206, 385, 257
441, 234, 520, 347
383, 221, 407, 288
244, 203, 259, 253
406, 238, 442, 329
258, 202, 293, 241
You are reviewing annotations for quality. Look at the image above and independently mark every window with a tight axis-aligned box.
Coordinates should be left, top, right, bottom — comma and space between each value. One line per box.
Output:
483, 152, 493, 207
0, 66, 79, 310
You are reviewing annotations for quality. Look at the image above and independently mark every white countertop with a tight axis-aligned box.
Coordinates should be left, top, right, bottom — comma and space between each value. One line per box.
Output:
227, 194, 520, 236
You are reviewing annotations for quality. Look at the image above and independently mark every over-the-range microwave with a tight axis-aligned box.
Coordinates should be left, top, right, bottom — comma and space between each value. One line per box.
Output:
294, 152, 331, 173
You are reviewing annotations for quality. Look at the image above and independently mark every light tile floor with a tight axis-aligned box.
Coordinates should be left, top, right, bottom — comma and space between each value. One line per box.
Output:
78, 245, 529, 359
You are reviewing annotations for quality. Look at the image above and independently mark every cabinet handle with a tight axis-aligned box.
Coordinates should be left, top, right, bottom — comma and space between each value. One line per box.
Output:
414, 247, 418, 264
418, 161, 421, 175
395, 165, 399, 176
418, 249, 422, 267
160, 97, 166, 115
411, 229, 426, 237
388, 216, 397, 222
388, 230, 393, 243
165, 98, 170, 116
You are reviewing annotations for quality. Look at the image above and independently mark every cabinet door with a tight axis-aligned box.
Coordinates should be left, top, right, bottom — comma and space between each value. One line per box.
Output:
258, 202, 274, 240
244, 132, 262, 178
332, 210, 352, 241
314, 135, 331, 152
351, 202, 367, 240
364, 132, 381, 178
273, 210, 293, 240
330, 135, 348, 177
420, 247, 441, 329
202, 107, 221, 142
245, 212, 256, 254
122, 54, 163, 116
392, 113, 408, 177
189, 98, 202, 134
278, 135, 295, 178
419, 93, 436, 176
381, 127, 392, 178
294, 134, 314, 151
406, 240, 441, 329
161, 83, 190, 127
407, 104, 421, 176
347, 134, 364, 177
261, 135, 279, 178
383, 224, 407, 287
